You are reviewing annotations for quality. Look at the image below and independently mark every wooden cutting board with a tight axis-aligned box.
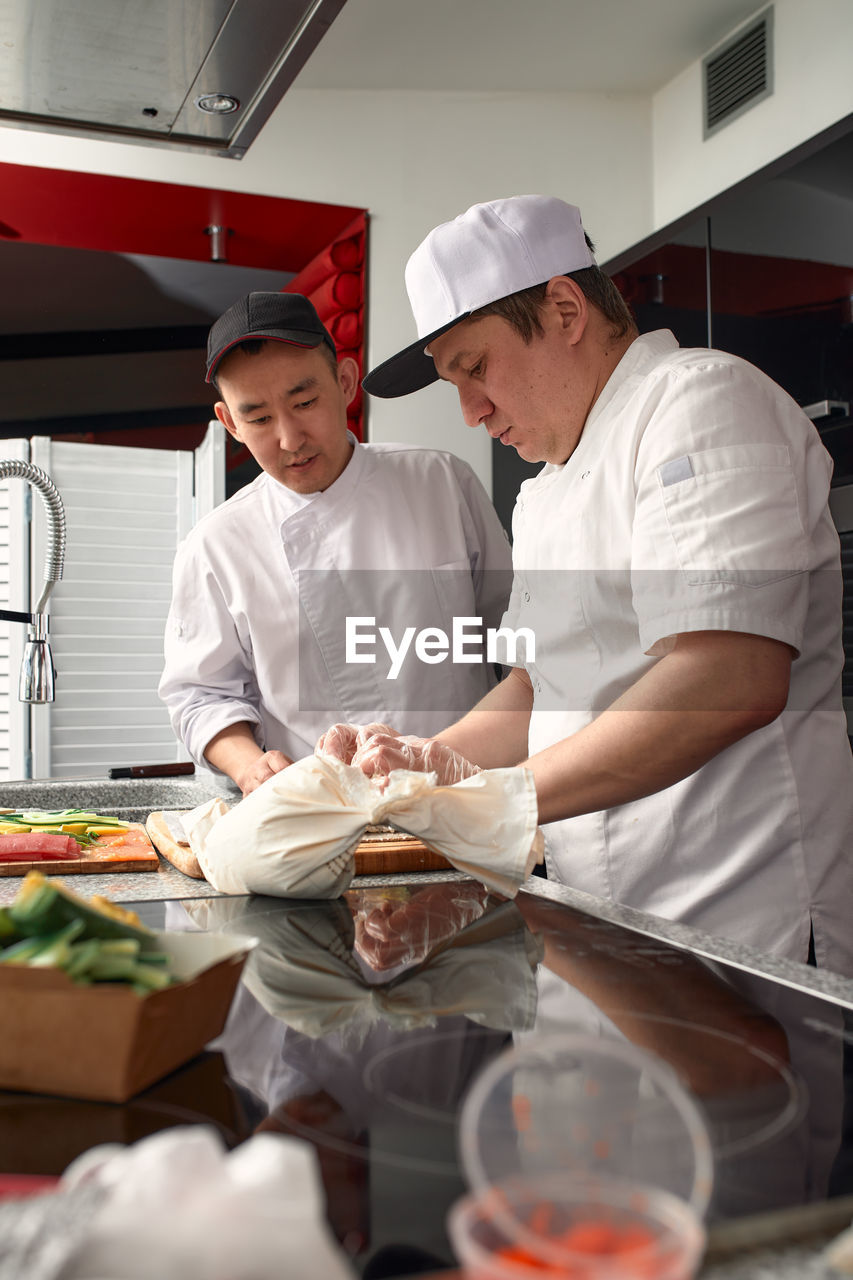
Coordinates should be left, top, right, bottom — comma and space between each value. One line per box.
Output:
146, 811, 204, 879
0, 824, 160, 876
146, 812, 452, 880
352, 829, 452, 875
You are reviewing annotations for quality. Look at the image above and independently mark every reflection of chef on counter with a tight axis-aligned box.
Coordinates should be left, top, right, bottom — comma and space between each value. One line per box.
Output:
174, 883, 841, 1229
184, 884, 542, 1050
514, 893, 846, 1221
179, 887, 541, 1269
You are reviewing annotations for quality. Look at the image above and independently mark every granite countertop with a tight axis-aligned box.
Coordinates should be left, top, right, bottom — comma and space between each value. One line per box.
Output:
0, 773, 232, 905
5, 771, 853, 1011
0, 772, 232, 821
5, 863, 853, 1018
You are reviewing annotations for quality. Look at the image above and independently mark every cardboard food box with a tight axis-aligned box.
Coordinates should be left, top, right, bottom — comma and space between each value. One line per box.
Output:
0, 929, 256, 1103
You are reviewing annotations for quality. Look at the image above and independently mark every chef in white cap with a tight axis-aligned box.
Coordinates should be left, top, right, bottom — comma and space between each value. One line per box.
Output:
323, 194, 853, 976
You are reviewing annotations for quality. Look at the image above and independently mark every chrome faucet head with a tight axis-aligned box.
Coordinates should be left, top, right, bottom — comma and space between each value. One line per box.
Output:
19, 641, 55, 703
19, 614, 55, 703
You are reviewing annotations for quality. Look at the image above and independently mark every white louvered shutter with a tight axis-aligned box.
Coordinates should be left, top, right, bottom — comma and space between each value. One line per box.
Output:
0, 439, 30, 779
17, 428, 223, 780
195, 419, 226, 514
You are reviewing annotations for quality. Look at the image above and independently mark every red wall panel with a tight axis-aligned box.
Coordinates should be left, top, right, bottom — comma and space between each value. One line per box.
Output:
285, 213, 368, 441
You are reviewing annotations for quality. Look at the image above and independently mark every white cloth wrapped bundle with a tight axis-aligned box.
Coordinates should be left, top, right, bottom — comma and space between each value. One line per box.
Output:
182, 755, 542, 899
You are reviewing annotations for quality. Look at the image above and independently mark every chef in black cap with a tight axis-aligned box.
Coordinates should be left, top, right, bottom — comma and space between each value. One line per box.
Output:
159, 291, 511, 796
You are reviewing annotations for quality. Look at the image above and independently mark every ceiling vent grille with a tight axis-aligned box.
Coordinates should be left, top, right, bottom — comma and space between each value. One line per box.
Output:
703, 7, 773, 139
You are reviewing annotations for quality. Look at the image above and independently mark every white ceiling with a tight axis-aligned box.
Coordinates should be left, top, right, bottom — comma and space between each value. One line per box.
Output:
2, 0, 849, 429
2, 0, 845, 349
296, 0, 765, 95
1, 0, 767, 338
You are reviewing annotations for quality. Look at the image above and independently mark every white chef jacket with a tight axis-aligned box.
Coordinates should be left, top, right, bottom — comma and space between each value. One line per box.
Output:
159, 438, 512, 771
501, 330, 853, 973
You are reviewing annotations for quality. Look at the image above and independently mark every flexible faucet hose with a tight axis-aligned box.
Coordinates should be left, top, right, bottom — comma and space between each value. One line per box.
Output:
0, 460, 66, 611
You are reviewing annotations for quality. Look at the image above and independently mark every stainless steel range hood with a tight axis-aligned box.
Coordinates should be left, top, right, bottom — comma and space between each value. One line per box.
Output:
0, 0, 348, 159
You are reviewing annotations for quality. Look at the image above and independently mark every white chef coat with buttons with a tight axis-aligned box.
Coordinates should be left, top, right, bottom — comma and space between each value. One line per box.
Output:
501, 330, 853, 973
159, 438, 512, 772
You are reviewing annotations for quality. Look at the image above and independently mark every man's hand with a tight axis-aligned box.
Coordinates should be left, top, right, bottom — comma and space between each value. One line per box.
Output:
235, 749, 292, 796
315, 722, 399, 764
203, 722, 292, 796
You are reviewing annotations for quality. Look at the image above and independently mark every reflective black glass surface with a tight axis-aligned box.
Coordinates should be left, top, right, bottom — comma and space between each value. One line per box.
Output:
3, 879, 853, 1278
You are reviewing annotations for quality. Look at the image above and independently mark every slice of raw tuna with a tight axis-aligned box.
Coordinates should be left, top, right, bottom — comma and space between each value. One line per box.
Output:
0, 833, 81, 861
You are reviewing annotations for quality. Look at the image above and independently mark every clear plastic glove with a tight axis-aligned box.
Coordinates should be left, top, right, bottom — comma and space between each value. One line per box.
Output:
315, 722, 398, 765
351, 734, 481, 787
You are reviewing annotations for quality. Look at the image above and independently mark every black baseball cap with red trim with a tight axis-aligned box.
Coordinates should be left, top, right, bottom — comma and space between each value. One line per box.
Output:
205, 291, 337, 384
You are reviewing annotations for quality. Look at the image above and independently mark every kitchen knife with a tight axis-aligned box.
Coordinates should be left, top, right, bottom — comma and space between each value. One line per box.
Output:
107, 763, 195, 780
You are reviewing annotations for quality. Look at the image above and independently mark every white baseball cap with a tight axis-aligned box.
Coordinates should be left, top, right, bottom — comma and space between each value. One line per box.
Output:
362, 194, 595, 399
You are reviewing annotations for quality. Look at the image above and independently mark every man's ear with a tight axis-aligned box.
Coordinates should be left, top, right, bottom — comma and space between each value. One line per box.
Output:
336, 355, 360, 408
544, 275, 588, 346
214, 400, 240, 440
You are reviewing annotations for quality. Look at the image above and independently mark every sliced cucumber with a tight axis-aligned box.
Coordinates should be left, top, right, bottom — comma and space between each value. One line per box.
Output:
9, 873, 153, 944
4, 873, 176, 994
1, 920, 83, 966
26, 920, 85, 968
0, 907, 21, 943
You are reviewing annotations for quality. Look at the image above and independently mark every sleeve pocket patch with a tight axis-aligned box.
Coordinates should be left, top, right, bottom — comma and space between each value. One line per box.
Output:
656, 444, 807, 586
659, 455, 694, 486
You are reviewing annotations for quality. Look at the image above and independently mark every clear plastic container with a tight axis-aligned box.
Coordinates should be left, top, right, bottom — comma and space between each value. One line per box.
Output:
450, 1033, 714, 1277
459, 1032, 714, 1214
448, 1172, 706, 1279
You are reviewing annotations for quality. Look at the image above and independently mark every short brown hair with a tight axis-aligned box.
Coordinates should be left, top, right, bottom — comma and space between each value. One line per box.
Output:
471, 236, 636, 343
212, 336, 339, 395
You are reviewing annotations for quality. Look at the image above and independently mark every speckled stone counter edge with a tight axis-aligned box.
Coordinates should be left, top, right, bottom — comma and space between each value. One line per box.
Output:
2, 853, 851, 1009
3, 772, 853, 1003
